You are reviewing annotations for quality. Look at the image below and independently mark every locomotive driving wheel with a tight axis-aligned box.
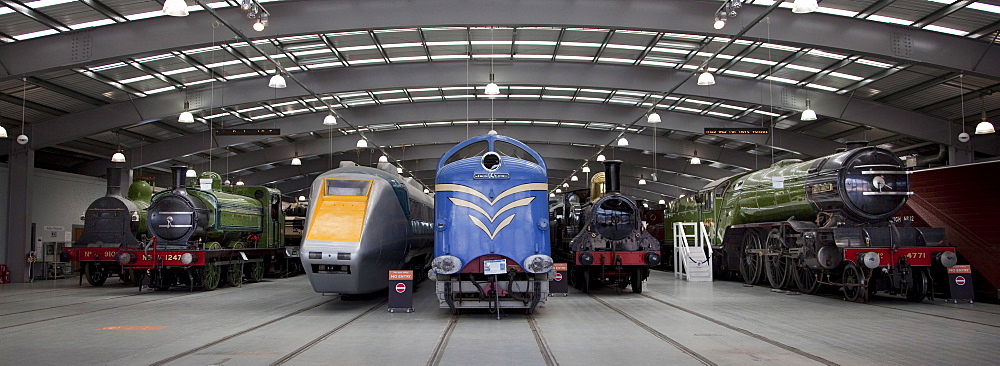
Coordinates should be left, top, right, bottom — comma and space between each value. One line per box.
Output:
739, 229, 764, 285
791, 258, 821, 294
247, 260, 265, 283
631, 268, 643, 294
763, 229, 792, 289
841, 261, 867, 303
904, 267, 929, 302
201, 262, 221, 290
84, 262, 108, 286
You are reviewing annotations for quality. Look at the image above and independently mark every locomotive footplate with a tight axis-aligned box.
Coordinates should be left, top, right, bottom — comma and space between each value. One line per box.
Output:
118, 248, 274, 269
436, 278, 550, 309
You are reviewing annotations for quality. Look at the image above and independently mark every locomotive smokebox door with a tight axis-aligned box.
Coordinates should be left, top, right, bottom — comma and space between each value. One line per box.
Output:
388, 270, 414, 312
946, 265, 974, 303
550, 263, 568, 296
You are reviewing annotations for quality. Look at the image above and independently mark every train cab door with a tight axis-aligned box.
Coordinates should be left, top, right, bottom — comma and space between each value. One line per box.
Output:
696, 190, 714, 242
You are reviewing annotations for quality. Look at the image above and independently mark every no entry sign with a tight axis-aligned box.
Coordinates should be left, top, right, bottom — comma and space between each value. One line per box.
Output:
395, 282, 407, 293
388, 270, 414, 312
955, 276, 966, 286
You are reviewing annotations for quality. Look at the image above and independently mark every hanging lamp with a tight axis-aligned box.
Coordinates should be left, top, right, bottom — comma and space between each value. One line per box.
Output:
801, 99, 818, 121
617, 137, 629, 146
323, 113, 337, 125
291, 157, 302, 166
792, 0, 819, 14
162, 0, 189, 16
268, 72, 287, 88
597, 154, 606, 162
697, 69, 716, 86
976, 96, 996, 134
648, 112, 661, 124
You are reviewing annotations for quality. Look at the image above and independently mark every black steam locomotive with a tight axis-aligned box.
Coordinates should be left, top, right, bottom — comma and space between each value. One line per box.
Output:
551, 160, 661, 293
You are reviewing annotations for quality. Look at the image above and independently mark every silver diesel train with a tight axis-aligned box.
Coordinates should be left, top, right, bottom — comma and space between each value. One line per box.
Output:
300, 162, 434, 294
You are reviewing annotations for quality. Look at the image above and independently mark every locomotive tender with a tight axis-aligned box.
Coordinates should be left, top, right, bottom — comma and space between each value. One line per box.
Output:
62, 166, 152, 286
550, 161, 661, 293
664, 142, 958, 302
116, 166, 286, 291
431, 134, 553, 313
300, 163, 434, 295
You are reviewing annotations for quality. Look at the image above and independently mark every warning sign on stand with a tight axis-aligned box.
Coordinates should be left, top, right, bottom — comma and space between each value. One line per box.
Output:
946, 265, 974, 303
388, 270, 414, 313
550, 263, 568, 295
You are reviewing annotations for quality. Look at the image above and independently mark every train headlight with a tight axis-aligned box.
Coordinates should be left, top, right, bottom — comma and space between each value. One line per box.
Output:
936, 251, 958, 268
578, 251, 594, 266
860, 252, 880, 269
644, 252, 662, 266
431, 255, 462, 275
117, 252, 135, 265
180, 253, 197, 265
523, 255, 554, 273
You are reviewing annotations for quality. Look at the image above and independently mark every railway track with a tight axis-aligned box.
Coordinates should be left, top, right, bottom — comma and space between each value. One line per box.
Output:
868, 303, 1000, 329
268, 299, 386, 366
424, 313, 559, 366
0, 293, 142, 316
525, 314, 559, 366
148, 296, 343, 366
0, 291, 207, 331
588, 293, 716, 366
637, 292, 839, 366
425, 314, 459, 366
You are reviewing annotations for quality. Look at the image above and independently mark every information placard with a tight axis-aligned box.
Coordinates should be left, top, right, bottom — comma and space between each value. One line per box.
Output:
484, 259, 507, 275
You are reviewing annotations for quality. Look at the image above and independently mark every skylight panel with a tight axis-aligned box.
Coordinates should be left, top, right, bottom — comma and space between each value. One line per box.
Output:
764, 76, 798, 84
753, 110, 781, 117
706, 111, 734, 118
13, 29, 59, 40
598, 57, 637, 64
575, 97, 605, 102
855, 59, 893, 68
226, 72, 259, 80
379, 97, 409, 103
0, 7, 12, 15
203, 60, 243, 68
89, 62, 127, 72
866, 15, 913, 26
828, 72, 864, 81
741, 57, 777, 66
425, 41, 469, 47
24, 0, 75, 8
144, 86, 176, 95
760, 43, 800, 52
922, 25, 969, 36
69, 19, 116, 30
784, 64, 822, 73
118, 75, 155, 84
184, 79, 213, 87
560, 42, 602, 48
639, 61, 678, 67
604, 44, 647, 51
554, 55, 593, 61
969, 2, 1000, 14
673, 106, 702, 113
162, 67, 197, 76
293, 49, 332, 57
806, 83, 839, 92
816, 7, 858, 17
431, 55, 470, 60
347, 59, 385, 65
125, 10, 162, 21
411, 96, 441, 101
806, 50, 847, 59
722, 70, 758, 78
380, 42, 424, 49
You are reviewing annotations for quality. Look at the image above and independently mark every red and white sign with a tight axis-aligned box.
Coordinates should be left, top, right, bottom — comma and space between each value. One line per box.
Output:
955, 276, 966, 286
395, 282, 407, 293
554, 273, 563, 282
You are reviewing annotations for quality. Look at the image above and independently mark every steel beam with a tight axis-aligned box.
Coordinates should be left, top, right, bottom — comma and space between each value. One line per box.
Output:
0, 0, 997, 80
34, 61, 956, 154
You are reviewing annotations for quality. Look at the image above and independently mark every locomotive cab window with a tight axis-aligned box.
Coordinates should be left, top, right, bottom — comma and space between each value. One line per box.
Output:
494, 141, 538, 165
325, 179, 372, 196
443, 141, 489, 166
715, 182, 730, 199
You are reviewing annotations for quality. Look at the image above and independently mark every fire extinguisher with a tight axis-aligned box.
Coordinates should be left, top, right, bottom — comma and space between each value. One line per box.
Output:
0, 264, 10, 284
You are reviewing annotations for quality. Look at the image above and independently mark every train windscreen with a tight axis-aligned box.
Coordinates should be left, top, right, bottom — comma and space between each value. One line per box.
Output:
494, 141, 538, 165
325, 179, 372, 196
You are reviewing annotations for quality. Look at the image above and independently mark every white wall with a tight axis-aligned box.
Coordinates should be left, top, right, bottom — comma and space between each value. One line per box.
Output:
0, 165, 8, 265
0, 166, 106, 267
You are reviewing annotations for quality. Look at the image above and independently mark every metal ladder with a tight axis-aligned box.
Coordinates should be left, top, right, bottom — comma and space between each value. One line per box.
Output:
673, 222, 713, 282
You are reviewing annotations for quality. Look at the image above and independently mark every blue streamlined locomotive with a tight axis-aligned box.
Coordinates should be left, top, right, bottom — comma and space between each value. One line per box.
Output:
431, 134, 553, 314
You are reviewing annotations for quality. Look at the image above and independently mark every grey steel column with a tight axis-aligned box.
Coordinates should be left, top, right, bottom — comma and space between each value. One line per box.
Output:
5, 145, 33, 282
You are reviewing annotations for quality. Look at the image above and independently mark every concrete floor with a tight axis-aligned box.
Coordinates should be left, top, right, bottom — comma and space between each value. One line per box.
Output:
1, 271, 998, 365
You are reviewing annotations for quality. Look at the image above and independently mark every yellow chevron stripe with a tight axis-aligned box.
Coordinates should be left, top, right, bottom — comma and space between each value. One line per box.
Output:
436, 182, 547, 206
469, 214, 517, 240
449, 197, 534, 222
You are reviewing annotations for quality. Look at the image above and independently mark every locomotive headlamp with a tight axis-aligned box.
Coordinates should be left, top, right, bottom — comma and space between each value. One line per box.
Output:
578, 251, 594, 266
432, 255, 462, 275
523, 255, 554, 273
936, 251, 958, 268
860, 252, 880, 269
180, 252, 197, 265
117, 252, 135, 265
644, 252, 662, 266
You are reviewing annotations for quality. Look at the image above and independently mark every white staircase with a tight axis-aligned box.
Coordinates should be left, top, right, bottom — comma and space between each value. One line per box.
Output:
673, 222, 713, 282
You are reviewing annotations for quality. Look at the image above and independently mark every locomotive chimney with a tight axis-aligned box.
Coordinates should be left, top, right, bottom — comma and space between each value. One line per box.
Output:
106, 167, 123, 197
845, 141, 868, 150
171, 165, 188, 193
604, 160, 623, 194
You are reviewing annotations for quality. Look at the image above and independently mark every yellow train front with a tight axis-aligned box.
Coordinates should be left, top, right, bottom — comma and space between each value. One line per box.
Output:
300, 163, 433, 295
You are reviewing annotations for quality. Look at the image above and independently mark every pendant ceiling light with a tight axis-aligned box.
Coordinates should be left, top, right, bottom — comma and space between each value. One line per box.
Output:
597, 154, 606, 162
617, 137, 629, 146
161, 0, 189, 17
178, 100, 194, 123
423, 188, 430, 194
697, 70, 716, 86
0, 125, 7, 138
291, 157, 302, 166
485, 77, 500, 96
792, 0, 819, 14
236, 180, 245, 186
111, 151, 126, 163
638, 178, 647, 185
801, 99, 818, 121
976, 96, 996, 134
555, 188, 562, 193
378, 155, 389, 163
582, 166, 591, 173
186, 169, 197, 178
647, 112, 661, 124
298, 195, 307, 202
658, 198, 666, 205
224, 179, 231, 186
356, 139, 368, 148
550, 192, 555, 198
562, 182, 569, 188
252, 14, 268, 32
397, 167, 404, 174
268, 72, 286, 88
323, 113, 337, 125
571, 175, 579, 182
714, 17, 726, 30
691, 149, 702, 165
